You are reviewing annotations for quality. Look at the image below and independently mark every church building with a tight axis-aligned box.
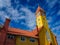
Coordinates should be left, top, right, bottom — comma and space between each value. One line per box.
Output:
0, 6, 58, 45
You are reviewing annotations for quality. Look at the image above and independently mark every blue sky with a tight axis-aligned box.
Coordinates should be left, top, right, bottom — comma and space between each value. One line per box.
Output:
0, 0, 60, 45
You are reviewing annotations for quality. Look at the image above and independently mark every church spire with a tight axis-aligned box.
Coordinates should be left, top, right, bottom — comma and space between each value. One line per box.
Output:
36, 0, 40, 14
36, 6, 41, 15
35, 1, 46, 29
36, 5, 45, 16
36, 0, 45, 15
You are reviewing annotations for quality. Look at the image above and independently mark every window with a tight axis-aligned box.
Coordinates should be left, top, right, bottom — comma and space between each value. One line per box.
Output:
21, 36, 25, 41
30, 38, 35, 42
46, 31, 51, 41
7, 34, 15, 39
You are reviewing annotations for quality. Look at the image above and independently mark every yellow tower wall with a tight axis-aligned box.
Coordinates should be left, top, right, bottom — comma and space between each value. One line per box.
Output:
43, 15, 58, 45
38, 27, 50, 45
38, 28, 46, 45
36, 12, 50, 45
50, 32, 58, 45
36, 15, 43, 28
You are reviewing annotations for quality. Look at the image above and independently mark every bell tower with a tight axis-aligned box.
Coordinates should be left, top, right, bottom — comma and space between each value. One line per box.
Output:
35, 6, 58, 45
35, 5, 48, 45
36, 5, 47, 29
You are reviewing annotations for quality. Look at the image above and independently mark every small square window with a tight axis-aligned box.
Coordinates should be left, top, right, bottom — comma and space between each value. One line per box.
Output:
10, 35, 15, 39
30, 38, 35, 42
21, 36, 25, 41
7, 34, 15, 39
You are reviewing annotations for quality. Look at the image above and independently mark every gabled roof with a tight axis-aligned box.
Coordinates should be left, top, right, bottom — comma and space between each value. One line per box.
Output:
7, 26, 43, 38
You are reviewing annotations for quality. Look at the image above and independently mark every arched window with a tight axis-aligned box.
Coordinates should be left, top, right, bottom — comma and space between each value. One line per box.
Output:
46, 31, 51, 41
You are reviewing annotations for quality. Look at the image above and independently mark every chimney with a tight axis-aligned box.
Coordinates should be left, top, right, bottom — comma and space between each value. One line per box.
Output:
3, 18, 10, 30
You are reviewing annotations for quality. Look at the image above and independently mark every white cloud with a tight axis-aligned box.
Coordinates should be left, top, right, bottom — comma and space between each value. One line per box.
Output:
0, 0, 11, 22
56, 35, 60, 45
51, 20, 60, 31
46, 0, 57, 8
20, 7, 36, 29
0, 11, 9, 22
52, 26, 60, 31
53, 21, 60, 26
47, 16, 53, 24
57, 10, 60, 15
0, 0, 26, 23
14, 0, 20, 4
0, 0, 11, 8
0, 0, 36, 30
51, 26, 60, 40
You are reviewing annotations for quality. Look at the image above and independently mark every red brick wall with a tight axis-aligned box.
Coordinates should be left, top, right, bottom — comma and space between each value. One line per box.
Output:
0, 18, 11, 45
5, 38, 16, 45
0, 30, 6, 45
0, 31, 16, 45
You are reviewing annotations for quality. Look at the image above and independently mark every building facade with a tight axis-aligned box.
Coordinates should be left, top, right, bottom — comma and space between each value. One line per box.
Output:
0, 6, 58, 45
